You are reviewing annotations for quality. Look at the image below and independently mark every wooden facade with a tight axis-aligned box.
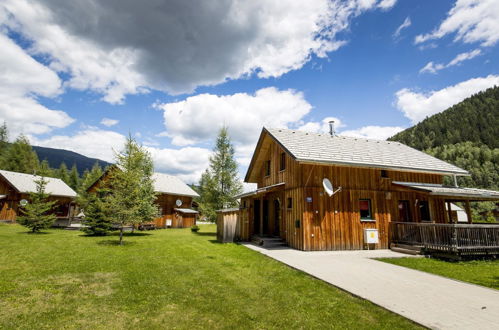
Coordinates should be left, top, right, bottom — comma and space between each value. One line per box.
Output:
88, 169, 197, 229
0, 174, 75, 223
234, 130, 498, 251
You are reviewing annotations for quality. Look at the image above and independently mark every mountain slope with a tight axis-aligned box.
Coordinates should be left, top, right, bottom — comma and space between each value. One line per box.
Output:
33, 146, 111, 175
389, 86, 499, 150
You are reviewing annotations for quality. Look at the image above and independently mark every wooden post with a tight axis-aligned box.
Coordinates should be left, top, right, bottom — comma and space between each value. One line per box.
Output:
259, 196, 264, 237
464, 200, 472, 224
446, 201, 454, 223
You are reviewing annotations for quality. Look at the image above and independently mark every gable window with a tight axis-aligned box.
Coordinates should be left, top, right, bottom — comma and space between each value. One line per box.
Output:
418, 201, 431, 222
265, 160, 271, 176
287, 197, 293, 209
359, 199, 373, 220
279, 152, 286, 171
398, 200, 410, 222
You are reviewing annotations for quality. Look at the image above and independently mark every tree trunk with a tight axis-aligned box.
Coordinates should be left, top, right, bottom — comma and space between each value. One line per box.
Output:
119, 226, 124, 245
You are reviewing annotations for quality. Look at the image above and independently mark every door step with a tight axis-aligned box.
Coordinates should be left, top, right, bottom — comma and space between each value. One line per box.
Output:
390, 243, 422, 255
251, 236, 287, 248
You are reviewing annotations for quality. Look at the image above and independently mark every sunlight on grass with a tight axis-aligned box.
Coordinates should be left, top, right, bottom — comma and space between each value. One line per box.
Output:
0, 224, 420, 329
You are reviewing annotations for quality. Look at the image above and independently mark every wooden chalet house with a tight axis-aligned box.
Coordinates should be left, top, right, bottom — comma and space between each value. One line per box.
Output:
0, 170, 77, 224
88, 168, 199, 228
231, 126, 499, 255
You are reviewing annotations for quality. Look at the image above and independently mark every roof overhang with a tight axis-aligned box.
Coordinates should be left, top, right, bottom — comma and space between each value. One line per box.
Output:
392, 181, 499, 201
174, 208, 199, 214
235, 182, 285, 199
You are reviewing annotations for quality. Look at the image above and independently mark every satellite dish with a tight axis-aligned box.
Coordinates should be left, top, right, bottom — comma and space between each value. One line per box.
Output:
322, 178, 342, 197
322, 178, 334, 197
20, 199, 28, 207
175, 199, 182, 207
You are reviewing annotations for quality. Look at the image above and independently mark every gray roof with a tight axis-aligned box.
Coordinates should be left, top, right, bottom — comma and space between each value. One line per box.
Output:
152, 173, 199, 197
266, 128, 469, 175
0, 170, 77, 198
174, 208, 199, 214
393, 181, 499, 199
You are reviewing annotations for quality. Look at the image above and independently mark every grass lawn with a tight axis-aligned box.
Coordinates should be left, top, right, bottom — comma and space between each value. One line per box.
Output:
0, 224, 420, 329
379, 257, 499, 290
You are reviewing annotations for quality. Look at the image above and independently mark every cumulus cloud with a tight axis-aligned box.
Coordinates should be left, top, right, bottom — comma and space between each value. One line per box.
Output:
157, 87, 313, 148
340, 126, 404, 140
0, 33, 74, 137
100, 118, 119, 127
395, 75, 499, 123
1, 0, 394, 103
393, 17, 411, 39
415, 0, 499, 47
419, 49, 482, 74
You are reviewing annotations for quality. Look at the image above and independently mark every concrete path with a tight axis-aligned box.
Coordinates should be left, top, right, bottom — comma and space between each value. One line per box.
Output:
243, 244, 499, 330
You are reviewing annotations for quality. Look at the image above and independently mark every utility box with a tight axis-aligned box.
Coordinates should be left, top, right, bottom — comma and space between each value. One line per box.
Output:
364, 228, 379, 244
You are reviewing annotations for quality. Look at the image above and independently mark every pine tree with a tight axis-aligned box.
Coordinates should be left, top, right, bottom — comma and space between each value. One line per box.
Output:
197, 127, 242, 221
17, 177, 57, 233
0, 122, 8, 163
104, 136, 156, 244
82, 190, 111, 235
38, 160, 54, 177
1, 135, 39, 174
58, 163, 70, 184
69, 164, 80, 190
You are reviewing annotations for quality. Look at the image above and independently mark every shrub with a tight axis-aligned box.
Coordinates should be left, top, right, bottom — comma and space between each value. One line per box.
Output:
191, 225, 200, 233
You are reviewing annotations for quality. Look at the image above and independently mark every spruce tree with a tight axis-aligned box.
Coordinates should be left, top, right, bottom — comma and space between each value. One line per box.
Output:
1, 135, 39, 174
69, 164, 80, 190
17, 177, 57, 233
82, 190, 111, 235
104, 136, 156, 244
0, 122, 8, 163
38, 160, 54, 177
58, 163, 70, 184
197, 127, 242, 221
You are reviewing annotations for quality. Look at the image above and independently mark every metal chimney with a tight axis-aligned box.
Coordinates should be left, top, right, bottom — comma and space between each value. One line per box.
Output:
329, 120, 335, 136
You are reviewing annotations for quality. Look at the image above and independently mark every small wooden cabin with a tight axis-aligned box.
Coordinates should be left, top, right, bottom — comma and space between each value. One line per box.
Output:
0, 169, 77, 223
88, 168, 199, 228
228, 127, 499, 253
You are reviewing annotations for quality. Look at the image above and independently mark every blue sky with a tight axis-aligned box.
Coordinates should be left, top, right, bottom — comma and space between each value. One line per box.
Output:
1, 0, 498, 183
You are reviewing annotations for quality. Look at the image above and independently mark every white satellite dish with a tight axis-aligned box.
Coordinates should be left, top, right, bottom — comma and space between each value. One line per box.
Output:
20, 199, 28, 207
175, 199, 182, 207
322, 178, 342, 197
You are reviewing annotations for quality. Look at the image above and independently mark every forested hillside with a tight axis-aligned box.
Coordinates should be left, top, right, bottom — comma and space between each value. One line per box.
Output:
390, 86, 499, 220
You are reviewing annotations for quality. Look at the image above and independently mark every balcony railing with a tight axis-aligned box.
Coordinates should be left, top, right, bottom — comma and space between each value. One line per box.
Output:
390, 222, 499, 256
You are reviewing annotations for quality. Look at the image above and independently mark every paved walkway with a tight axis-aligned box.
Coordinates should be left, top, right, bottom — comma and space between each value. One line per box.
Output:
243, 244, 499, 330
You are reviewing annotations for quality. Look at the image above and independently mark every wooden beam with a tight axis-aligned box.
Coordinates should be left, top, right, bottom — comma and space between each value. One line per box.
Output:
446, 201, 454, 223
464, 200, 472, 224
259, 196, 264, 237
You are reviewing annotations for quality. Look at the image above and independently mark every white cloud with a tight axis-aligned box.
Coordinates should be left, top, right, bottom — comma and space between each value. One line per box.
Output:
415, 0, 499, 47
157, 87, 313, 148
2, 0, 394, 102
378, 0, 397, 10
393, 17, 411, 38
395, 74, 499, 123
340, 125, 404, 140
100, 118, 119, 127
419, 49, 482, 74
0, 33, 74, 137
297, 117, 345, 134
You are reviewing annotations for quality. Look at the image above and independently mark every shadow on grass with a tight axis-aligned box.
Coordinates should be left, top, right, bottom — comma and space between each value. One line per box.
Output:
208, 239, 223, 244
194, 232, 216, 237
17, 231, 51, 235
97, 239, 137, 246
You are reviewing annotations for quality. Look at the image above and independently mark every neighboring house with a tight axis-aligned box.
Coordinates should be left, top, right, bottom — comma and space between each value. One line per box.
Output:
88, 167, 199, 228
229, 126, 499, 252
0, 169, 77, 223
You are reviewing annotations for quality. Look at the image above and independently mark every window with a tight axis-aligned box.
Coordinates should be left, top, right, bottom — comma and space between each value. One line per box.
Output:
381, 170, 388, 178
287, 197, 293, 209
398, 200, 410, 222
265, 160, 271, 176
279, 152, 286, 171
359, 199, 372, 220
418, 201, 431, 221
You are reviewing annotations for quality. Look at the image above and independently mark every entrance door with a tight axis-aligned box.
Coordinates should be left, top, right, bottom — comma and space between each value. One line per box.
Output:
253, 199, 260, 235
398, 200, 410, 222
273, 199, 280, 236
263, 199, 269, 235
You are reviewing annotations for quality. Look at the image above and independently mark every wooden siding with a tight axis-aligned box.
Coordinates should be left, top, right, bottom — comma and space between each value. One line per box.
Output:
153, 194, 194, 228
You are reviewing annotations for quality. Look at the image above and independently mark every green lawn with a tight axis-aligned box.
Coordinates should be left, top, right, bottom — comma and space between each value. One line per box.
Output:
0, 224, 420, 329
379, 257, 499, 290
